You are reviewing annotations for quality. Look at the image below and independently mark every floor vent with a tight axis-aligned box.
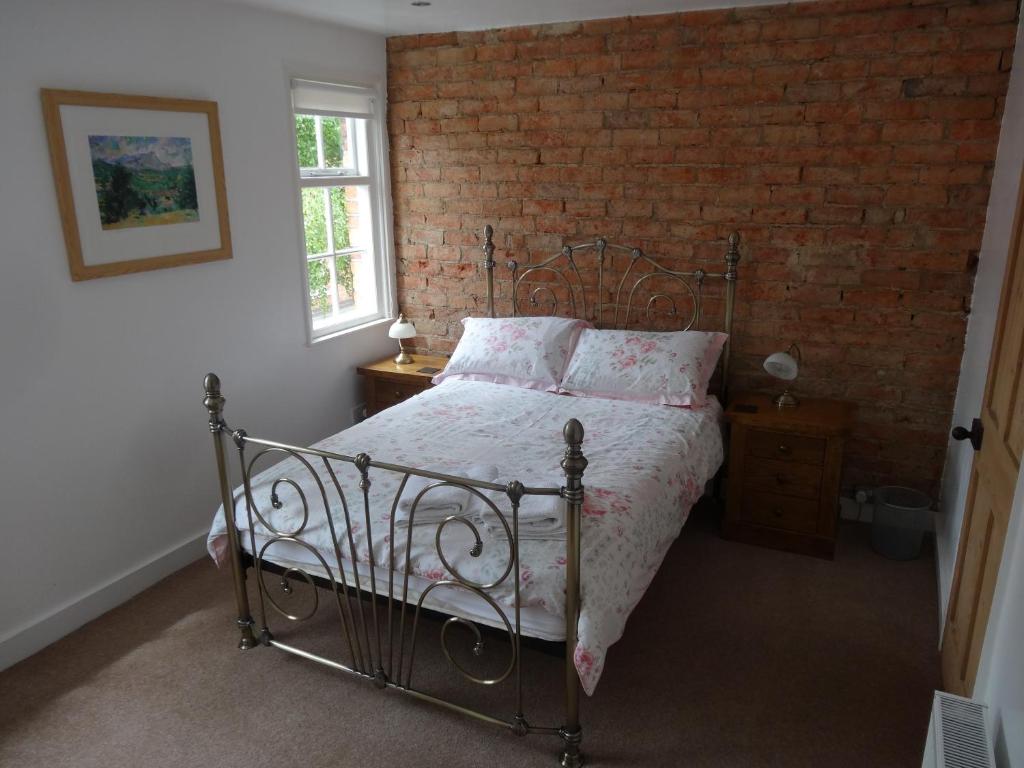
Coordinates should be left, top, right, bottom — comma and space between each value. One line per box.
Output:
927, 691, 995, 768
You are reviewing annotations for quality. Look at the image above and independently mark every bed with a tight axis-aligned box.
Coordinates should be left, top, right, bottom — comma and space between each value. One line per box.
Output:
203, 226, 741, 765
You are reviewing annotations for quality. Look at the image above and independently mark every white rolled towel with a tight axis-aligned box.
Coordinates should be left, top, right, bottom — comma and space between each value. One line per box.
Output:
480, 482, 567, 541
394, 464, 499, 527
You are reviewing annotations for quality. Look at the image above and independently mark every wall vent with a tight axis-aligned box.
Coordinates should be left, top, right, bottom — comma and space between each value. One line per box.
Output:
926, 691, 995, 768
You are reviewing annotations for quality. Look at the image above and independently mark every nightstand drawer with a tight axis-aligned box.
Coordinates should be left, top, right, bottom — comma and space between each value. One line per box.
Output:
744, 457, 822, 499
374, 379, 427, 409
747, 429, 826, 466
743, 492, 819, 534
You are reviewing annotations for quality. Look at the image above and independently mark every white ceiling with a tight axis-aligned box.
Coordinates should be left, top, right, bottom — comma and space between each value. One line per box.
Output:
224, 0, 775, 36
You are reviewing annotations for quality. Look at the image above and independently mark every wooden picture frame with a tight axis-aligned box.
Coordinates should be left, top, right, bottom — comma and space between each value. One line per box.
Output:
41, 89, 232, 281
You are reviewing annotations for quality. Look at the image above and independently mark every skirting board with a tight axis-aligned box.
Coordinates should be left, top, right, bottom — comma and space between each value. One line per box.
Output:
0, 529, 208, 671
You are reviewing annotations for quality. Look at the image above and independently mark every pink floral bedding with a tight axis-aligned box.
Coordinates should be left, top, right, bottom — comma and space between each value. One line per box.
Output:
431, 316, 590, 391
207, 379, 723, 695
560, 329, 727, 406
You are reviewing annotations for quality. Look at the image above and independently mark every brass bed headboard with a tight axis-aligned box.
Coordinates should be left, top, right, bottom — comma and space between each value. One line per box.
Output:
480, 225, 742, 392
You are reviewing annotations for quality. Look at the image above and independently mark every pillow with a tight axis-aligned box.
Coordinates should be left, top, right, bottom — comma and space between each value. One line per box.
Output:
558, 329, 727, 406
432, 316, 591, 392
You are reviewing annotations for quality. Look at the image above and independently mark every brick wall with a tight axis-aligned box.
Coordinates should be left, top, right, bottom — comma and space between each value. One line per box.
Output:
386, 0, 1017, 496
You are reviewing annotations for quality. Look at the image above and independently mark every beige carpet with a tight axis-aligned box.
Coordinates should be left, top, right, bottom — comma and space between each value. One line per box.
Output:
0, 506, 938, 767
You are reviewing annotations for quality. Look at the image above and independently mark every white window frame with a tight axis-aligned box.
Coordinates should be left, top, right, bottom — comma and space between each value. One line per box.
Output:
289, 78, 393, 343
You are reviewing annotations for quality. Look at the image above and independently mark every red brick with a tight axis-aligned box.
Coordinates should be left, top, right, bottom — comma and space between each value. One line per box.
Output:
880, 121, 944, 142
927, 97, 996, 120
933, 51, 1003, 76
960, 24, 1018, 51
835, 33, 894, 56
477, 114, 518, 132
947, 1, 1018, 27
804, 102, 862, 123
761, 17, 821, 40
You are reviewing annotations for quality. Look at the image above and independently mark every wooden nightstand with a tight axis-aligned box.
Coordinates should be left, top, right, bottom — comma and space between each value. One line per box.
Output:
723, 393, 856, 559
357, 354, 449, 416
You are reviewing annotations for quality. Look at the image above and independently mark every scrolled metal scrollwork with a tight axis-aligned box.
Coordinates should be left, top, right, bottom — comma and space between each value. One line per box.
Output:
400, 482, 514, 590
239, 443, 368, 674
407, 579, 518, 688
645, 293, 679, 322
256, 544, 321, 622
625, 270, 698, 331
242, 447, 330, 538
528, 285, 559, 316
395, 477, 528, 691
503, 231, 740, 353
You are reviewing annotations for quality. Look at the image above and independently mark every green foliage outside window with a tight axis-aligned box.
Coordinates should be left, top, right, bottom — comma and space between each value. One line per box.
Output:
295, 115, 345, 168
296, 115, 355, 317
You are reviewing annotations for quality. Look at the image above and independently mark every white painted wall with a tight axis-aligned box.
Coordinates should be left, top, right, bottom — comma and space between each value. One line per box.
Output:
0, 0, 393, 668
936, 16, 1024, 767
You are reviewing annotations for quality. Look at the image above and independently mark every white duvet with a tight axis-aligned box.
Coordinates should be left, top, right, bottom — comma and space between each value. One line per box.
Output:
207, 379, 723, 695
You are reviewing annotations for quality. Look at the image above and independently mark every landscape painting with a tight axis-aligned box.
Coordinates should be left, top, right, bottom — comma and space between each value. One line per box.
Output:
88, 135, 199, 230
42, 89, 231, 280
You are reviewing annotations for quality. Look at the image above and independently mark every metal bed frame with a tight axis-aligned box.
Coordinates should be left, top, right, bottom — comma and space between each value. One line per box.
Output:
204, 226, 740, 766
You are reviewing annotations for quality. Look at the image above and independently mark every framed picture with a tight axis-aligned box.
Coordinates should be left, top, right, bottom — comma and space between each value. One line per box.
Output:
41, 89, 232, 281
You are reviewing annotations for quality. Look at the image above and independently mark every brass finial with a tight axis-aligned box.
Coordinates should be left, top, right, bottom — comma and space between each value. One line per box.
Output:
482, 224, 495, 267
561, 419, 588, 484
505, 480, 525, 505
354, 452, 372, 475
726, 232, 741, 279
563, 418, 584, 447
203, 372, 224, 430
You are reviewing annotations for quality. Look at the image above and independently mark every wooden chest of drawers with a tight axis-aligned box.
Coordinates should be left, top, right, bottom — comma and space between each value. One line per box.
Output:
723, 393, 855, 559
357, 354, 449, 417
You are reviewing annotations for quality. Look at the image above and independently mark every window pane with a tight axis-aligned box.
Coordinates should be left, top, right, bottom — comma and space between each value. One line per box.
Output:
346, 186, 378, 318
295, 115, 317, 168
345, 185, 373, 252
307, 257, 332, 322
335, 252, 356, 309
320, 117, 346, 169
296, 115, 360, 175
329, 187, 350, 250
301, 188, 327, 256
305, 185, 377, 331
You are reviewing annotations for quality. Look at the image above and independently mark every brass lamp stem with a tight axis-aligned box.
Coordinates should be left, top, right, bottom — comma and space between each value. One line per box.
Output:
394, 339, 412, 365
773, 343, 801, 408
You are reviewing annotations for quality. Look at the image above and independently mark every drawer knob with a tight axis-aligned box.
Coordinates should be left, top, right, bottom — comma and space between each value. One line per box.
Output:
772, 507, 784, 517
777, 444, 791, 454
394, 390, 403, 397
775, 474, 787, 484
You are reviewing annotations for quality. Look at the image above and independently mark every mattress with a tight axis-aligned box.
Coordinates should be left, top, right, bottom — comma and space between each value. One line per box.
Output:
208, 379, 723, 694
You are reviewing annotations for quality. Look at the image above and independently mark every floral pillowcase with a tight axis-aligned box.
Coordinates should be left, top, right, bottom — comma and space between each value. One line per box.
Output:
559, 329, 727, 407
432, 316, 591, 392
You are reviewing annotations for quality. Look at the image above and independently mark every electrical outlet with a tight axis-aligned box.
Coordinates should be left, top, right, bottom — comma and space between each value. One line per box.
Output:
351, 403, 367, 425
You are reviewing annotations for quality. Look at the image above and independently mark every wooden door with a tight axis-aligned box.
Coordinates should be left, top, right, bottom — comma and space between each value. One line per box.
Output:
941, 174, 1024, 696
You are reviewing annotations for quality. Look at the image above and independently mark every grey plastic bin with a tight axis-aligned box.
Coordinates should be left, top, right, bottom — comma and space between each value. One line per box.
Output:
871, 486, 933, 560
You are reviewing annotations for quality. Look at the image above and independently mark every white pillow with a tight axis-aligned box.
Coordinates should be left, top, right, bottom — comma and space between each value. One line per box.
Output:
559, 329, 727, 406
432, 316, 590, 392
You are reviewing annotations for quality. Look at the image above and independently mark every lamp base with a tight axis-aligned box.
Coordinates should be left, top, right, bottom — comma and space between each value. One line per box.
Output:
773, 390, 799, 408
393, 349, 413, 365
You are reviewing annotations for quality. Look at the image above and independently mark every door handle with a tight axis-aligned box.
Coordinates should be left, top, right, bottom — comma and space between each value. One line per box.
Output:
952, 418, 984, 451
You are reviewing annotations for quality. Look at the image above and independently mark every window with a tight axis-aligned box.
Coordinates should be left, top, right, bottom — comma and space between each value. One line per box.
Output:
291, 79, 390, 340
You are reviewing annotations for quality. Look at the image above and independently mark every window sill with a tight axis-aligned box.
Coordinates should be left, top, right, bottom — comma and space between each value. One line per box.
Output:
309, 315, 391, 347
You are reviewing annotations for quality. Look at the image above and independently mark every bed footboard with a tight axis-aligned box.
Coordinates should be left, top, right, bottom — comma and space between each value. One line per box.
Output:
203, 373, 587, 766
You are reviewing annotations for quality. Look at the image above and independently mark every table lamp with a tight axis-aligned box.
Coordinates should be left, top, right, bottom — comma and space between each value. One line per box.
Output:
763, 343, 801, 408
388, 313, 416, 365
